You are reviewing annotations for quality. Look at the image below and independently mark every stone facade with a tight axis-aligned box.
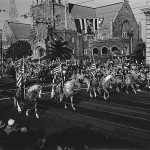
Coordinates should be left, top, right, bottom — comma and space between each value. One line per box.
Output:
30, 0, 140, 61
142, 7, 150, 64
30, 0, 78, 60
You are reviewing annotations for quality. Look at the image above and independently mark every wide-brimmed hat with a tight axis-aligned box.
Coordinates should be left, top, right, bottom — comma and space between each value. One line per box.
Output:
0, 120, 5, 129
7, 119, 15, 126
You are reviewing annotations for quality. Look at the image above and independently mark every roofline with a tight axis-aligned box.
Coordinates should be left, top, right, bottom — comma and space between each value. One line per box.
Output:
8, 21, 31, 26
94, 2, 123, 9
69, 2, 123, 10
68, 3, 95, 9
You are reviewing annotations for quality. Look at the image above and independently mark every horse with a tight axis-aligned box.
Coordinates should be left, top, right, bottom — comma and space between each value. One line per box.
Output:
14, 84, 42, 118
59, 78, 81, 110
122, 74, 136, 94
100, 74, 114, 100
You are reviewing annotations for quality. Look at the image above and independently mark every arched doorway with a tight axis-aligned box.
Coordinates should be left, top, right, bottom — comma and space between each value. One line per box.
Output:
35, 46, 45, 58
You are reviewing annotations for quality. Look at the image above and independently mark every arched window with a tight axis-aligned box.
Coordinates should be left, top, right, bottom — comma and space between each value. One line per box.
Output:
101, 47, 108, 55
122, 21, 130, 38
39, 48, 45, 57
93, 48, 98, 55
112, 46, 118, 52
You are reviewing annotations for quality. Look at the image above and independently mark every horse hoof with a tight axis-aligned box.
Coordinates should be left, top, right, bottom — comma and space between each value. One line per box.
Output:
36, 114, 39, 118
90, 95, 93, 98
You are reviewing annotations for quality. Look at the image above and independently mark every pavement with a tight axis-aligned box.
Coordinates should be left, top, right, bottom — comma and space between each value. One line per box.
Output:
0, 77, 149, 149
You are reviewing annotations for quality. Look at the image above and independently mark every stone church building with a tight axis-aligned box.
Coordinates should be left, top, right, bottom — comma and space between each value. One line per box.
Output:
30, 0, 141, 62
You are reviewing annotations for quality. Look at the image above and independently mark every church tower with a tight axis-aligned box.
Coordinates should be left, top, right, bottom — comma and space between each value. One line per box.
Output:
9, 0, 19, 22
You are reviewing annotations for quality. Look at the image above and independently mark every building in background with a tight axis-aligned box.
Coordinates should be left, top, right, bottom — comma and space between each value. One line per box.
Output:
70, 0, 141, 62
30, 0, 78, 61
2, 21, 31, 60
30, 0, 141, 62
142, 0, 150, 64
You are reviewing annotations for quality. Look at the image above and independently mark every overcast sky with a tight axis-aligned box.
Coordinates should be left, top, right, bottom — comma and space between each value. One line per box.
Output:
0, 0, 148, 41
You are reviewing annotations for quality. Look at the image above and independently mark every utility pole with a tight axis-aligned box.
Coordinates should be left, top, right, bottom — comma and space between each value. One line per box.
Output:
52, 0, 55, 28
1, 35, 3, 74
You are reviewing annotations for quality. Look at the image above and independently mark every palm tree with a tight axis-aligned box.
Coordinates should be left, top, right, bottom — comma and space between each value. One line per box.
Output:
48, 39, 73, 61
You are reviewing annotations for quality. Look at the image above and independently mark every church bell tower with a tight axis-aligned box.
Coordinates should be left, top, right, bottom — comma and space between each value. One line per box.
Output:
9, 0, 19, 22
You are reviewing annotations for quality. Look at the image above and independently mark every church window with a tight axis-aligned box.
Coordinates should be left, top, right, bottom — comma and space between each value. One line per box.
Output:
84, 48, 87, 54
101, 47, 108, 55
39, 47, 45, 57
71, 37, 74, 43
112, 46, 118, 52
122, 21, 129, 38
93, 48, 98, 55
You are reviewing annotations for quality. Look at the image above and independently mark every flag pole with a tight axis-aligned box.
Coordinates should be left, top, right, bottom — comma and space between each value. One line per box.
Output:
23, 55, 25, 100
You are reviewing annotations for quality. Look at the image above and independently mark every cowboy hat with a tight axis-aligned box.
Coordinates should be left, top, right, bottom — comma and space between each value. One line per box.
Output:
7, 119, 15, 127
0, 120, 5, 129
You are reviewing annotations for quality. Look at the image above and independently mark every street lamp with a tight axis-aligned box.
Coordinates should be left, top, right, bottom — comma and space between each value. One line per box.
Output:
128, 28, 134, 69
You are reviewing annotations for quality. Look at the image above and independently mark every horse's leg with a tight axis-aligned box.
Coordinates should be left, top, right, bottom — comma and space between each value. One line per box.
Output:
13, 97, 16, 108
35, 102, 39, 118
39, 89, 42, 98
126, 85, 129, 94
26, 109, 29, 117
116, 86, 120, 93
131, 84, 137, 94
16, 100, 21, 113
103, 88, 107, 100
86, 81, 90, 92
93, 87, 97, 98
51, 86, 55, 99
90, 88, 93, 98
70, 95, 75, 110
97, 87, 101, 95
106, 89, 110, 99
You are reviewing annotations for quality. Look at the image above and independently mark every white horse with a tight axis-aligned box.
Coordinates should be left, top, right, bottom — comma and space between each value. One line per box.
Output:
60, 78, 81, 110
14, 84, 42, 118
100, 74, 114, 100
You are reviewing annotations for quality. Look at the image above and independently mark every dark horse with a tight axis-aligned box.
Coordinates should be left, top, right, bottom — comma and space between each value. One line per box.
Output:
14, 84, 42, 118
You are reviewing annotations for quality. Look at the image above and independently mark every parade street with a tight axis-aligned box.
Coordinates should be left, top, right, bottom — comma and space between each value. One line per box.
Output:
0, 77, 150, 149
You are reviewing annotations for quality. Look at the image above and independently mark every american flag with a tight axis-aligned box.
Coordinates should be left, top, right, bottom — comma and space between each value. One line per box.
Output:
53, 65, 62, 74
90, 63, 97, 75
91, 63, 96, 70
16, 66, 24, 88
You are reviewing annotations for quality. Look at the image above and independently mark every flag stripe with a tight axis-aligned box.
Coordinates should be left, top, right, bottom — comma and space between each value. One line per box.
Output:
53, 65, 62, 74
82, 19, 85, 30
74, 19, 82, 34
91, 63, 96, 70
84, 19, 87, 33
16, 73, 23, 87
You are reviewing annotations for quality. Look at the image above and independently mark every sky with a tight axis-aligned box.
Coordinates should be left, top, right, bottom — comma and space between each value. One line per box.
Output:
0, 0, 148, 41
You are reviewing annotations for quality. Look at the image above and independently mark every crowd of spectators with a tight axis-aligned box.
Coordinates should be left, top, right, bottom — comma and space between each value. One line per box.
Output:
0, 117, 89, 150
0, 118, 47, 150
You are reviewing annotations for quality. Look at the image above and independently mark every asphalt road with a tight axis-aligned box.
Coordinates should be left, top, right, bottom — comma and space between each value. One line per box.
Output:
0, 77, 149, 149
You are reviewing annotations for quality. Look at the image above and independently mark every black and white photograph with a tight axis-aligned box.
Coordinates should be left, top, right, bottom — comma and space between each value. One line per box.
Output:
0, 0, 150, 149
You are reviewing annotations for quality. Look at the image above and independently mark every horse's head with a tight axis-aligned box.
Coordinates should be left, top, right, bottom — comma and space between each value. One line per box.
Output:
74, 78, 81, 89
